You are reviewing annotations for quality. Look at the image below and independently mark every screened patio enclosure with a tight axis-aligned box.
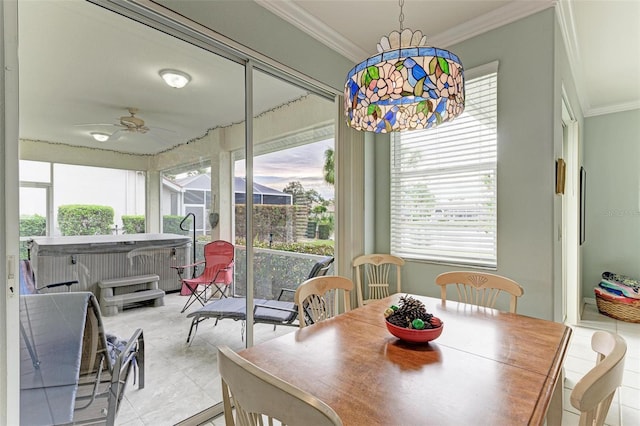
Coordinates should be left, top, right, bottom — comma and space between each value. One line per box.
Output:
17, 0, 341, 423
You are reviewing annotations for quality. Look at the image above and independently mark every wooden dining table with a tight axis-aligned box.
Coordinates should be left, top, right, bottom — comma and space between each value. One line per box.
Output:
239, 293, 572, 426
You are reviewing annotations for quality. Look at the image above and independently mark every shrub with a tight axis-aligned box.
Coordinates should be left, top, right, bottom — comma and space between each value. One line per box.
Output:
20, 214, 46, 259
234, 238, 334, 256
58, 205, 114, 236
163, 215, 190, 235
20, 214, 46, 237
122, 215, 145, 234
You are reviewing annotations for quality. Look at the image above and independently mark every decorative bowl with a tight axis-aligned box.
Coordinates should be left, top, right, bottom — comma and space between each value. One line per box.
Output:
385, 320, 444, 343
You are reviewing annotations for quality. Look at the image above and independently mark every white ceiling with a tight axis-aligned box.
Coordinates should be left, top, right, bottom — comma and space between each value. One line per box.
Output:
18, 0, 640, 157
18, 0, 308, 156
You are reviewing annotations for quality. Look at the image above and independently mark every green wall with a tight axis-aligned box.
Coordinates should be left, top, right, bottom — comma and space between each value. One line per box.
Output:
375, 9, 559, 319
582, 109, 640, 297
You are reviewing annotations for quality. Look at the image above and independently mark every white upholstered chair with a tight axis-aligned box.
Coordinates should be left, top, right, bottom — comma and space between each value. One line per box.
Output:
435, 271, 524, 313
352, 254, 405, 307
294, 276, 352, 328
217, 345, 342, 426
570, 331, 627, 426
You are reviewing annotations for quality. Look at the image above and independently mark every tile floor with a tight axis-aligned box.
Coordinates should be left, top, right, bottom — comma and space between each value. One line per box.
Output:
104, 292, 294, 425
105, 294, 640, 425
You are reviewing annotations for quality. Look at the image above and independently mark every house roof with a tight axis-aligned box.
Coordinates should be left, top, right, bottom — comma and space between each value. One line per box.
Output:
163, 175, 290, 199
234, 177, 291, 199
174, 174, 211, 190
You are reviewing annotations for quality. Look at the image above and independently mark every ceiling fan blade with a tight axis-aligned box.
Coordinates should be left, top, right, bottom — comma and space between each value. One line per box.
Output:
108, 129, 126, 142
148, 126, 176, 134
74, 123, 121, 128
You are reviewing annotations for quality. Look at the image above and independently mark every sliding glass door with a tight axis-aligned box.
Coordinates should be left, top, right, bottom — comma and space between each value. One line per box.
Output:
234, 68, 335, 346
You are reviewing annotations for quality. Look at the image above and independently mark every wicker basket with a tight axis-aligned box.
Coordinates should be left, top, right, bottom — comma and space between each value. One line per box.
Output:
595, 293, 640, 323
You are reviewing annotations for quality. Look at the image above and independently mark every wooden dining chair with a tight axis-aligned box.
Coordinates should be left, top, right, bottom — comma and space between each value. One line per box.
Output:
352, 254, 405, 307
435, 271, 524, 313
570, 331, 627, 426
217, 345, 342, 426
294, 276, 352, 327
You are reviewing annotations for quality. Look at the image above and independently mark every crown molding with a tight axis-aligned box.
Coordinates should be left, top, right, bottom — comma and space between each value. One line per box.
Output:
257, 0, 637, 117
555, 0, 590, 116
584, 101, 640, 118
429, 0, 556, 48
257, 0, 557, 62
255, 0, 367, 61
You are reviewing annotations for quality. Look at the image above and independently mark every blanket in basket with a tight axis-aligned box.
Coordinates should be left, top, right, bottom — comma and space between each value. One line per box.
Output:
600, 271, 640, 299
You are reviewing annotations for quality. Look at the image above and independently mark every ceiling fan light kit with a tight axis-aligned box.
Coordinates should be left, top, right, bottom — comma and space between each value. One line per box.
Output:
90, 132, 110, 142
344, 0, 465, 133
159, 69, 191, 89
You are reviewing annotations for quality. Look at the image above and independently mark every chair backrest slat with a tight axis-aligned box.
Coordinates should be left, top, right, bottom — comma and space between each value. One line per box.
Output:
436, 271, 524, 313
353, 254, 405, 307
294, 276, 353, 328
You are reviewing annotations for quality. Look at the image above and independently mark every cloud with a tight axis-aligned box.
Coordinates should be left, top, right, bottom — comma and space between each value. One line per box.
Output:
235, 139, 334, 199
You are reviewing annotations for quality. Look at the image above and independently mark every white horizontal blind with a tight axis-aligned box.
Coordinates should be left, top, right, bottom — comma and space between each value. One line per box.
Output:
391, 71, 498, 267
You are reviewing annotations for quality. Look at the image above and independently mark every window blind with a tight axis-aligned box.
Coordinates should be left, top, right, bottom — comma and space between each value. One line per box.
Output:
390, 71, 498, 267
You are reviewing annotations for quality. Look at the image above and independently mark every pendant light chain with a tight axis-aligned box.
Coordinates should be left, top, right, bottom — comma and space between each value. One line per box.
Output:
398, 0, 405, 32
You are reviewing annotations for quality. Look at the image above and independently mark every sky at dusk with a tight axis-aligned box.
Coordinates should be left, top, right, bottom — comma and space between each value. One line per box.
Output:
234, 139, 334, 200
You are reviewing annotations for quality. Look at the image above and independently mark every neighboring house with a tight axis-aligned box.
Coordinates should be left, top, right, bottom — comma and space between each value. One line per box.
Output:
162, 174, 291, 235
233, 177, 292, 206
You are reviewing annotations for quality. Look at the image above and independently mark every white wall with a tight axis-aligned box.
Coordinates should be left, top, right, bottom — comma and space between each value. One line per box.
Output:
582, 109, 640, 298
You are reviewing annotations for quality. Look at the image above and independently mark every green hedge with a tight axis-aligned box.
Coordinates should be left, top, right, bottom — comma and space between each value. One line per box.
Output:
20, 214, 46, 237
122, 215, 145, 234
58, 205, 114, 236
235, 204, 300, 243
163, 215, 190, 235
20, 214, 46, 259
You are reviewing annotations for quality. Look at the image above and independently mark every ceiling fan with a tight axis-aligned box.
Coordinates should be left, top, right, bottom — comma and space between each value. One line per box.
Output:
76, 107, 172, 142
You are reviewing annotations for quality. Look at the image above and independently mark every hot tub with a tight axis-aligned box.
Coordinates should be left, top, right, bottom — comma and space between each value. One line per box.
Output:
28, 233, 192, 296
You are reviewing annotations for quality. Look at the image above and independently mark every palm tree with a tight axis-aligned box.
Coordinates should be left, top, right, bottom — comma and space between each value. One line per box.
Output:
323, 148, 334, 185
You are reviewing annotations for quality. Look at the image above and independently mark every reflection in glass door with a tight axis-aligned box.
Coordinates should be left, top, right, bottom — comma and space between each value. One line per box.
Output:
238, 68, 335, 346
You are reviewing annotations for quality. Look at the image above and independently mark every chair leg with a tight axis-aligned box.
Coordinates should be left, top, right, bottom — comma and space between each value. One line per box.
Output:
180, 283, 209, 313
186, 317, 204, 344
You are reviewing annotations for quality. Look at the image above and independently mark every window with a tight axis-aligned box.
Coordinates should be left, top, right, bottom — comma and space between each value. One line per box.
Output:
391, 66, 498, 268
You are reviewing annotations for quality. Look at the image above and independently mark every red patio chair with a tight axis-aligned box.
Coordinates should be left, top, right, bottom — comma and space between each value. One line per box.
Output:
177, 240, 234, 313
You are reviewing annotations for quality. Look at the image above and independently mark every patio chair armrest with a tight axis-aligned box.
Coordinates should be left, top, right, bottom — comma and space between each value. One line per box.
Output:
106, 328, 144, 425
36, 280, 79, 292
276, 288, 296, 301
121, 328, 145, 389
171, 260, 205, 270
253, 303, 297, 315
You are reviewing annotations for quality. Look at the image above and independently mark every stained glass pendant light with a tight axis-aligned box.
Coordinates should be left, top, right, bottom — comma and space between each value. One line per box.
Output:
344, 0, 465, 133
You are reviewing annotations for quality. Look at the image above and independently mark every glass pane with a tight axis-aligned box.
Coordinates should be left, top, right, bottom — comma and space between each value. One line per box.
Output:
20, 160, 50, 183
18, 1, 241, 423
161, 162, 212, 240
241, 68, 335, 347
52, 164, 146, 236
19, 186, 48, 260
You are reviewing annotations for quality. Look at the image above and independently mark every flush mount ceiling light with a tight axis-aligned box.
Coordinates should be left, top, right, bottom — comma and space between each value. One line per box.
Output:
90, 132, 110, 142
159, 69, 191, 89
344, 0, 465, 133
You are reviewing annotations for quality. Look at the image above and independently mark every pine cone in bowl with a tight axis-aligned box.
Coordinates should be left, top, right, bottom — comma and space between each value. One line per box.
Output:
384, 295, 443, 343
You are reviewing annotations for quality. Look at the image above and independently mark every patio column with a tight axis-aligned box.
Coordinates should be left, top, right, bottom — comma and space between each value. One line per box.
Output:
210, 128, 233, 242
335, 95, 366, 282
146, 169, 161, 233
